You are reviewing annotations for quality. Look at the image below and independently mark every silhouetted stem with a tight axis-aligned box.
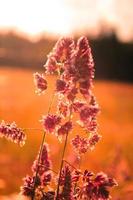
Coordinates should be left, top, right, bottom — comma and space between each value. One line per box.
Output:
32, 92, 55, 200
63, 160, 78, 171
78, 155, 82, 169
74, 156, 82, 194
56, 133, 69, 199
38, 164, 58, 174
56, 103, 73, 199
32, 131, 46, 200
23, 128, 43, 131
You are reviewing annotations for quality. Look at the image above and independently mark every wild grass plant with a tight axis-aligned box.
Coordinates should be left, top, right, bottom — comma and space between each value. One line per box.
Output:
0, 36, 117, 200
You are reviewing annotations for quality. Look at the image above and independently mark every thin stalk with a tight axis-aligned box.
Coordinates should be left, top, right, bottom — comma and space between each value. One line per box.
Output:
38, 164, 58, 174
78, 155, 82, 170
63, 160, 79, 172
47, 92, 55, 114
23, 128, 43, 132
74, 156, 82, 194
32, 130, 46, 200
56, 103, 73, 199
55, 132, 69, 199
32, 92, 55, 200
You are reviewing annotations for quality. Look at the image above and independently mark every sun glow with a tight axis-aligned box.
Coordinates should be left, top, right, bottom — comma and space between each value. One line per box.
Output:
0, 0, 72, 36
0, 0, 133, 41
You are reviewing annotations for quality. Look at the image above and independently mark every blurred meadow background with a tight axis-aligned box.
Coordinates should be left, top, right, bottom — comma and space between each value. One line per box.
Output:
0, 0, 133, 199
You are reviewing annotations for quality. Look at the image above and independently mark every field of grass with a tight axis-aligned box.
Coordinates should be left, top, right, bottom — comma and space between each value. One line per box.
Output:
0, 67, 133, 199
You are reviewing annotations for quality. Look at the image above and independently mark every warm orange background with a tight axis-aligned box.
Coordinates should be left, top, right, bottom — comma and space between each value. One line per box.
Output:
0, 67, 133, 199
0, 0, 133, 199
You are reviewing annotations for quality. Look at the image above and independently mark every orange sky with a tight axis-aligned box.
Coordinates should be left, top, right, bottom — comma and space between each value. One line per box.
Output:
0, 0, 132, 42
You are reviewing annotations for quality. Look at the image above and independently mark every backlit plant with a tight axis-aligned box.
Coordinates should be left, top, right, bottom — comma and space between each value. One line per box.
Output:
0, 36, 117, 200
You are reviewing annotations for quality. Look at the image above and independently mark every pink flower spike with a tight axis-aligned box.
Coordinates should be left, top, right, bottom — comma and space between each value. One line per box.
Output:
32, 143, 51, 175
59, 165, 73, 200
32, 143, 52, 186
51, 37, 75, 63
78, 104, 99, 132
41, 114, 61, 133
80, 105, 99, 122
0, 120, 26, 146
57, 101, 70, 118
33, 72, 47, 95
20, 175, 35, 197
44, 56, 58, 74
72, 100, 86, 113
81, 170, 117, 199
73, 36, 95, 99
67, 86, 78, 102
56, 79, 67, 93
44, 37, 75, 75
71, 135, 89, 154
88, 133, 101, 150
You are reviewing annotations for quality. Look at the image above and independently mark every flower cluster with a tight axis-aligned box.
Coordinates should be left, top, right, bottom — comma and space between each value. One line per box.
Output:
0, 120, 26, 146
0, 36, 117, 199
75, 170, 118, 199
71, 135, 89, 154
21, 36, 117, 199
41, 114, 61, 134
72, 93, 100, 154
45, 37, 93, 99
55, 166, 117, 200
59, 165, 73, 200
21, 143, 52, 198
57, 101, 70, 118
34, 72, 47, 95
20, 175, 35, 197
21, 163, 117, 200
71, 133, 101, 155
44, 37, 75, 75
39, 37, 101, 151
